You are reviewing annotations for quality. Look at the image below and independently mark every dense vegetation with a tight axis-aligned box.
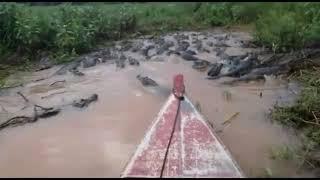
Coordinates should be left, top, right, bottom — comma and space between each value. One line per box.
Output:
1, 2, 319, 64
271, 67, 320, 170
1, 1, 320, 172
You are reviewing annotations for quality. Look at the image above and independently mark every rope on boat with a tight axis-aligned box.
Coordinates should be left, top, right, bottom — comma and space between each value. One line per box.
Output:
160, 97, 182, 178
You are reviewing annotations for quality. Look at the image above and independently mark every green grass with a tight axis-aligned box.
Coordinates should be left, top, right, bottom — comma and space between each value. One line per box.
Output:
0, 2, 204, 83
270, 145, 297, 161
1, 2, 319, 65
0, 2, 272, 61
271, 68, 320, 169
0, 2, 209, 71
254, 2, 320, 52
258, 167, 273, 178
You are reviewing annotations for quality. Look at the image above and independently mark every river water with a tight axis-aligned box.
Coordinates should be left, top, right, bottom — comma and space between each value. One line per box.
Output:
0, 29, 312, 177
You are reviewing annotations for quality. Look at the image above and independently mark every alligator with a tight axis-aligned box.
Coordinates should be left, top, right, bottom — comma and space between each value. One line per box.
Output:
54, 59, 81, 75
207, 54, 258, 80
36, 56, 54, 71
202, 48, 211, 53
207, 63, 223, 77
116, 53, 126, 68
34, 105, 61, 119
248, 65, 289, 76
195, 39, 202, 51
140, 45, 155, 58
153, 37, 165, 46
166, 50, 181, 56
180, 51, 199, 61
128, 57, 140, 66
221, 74, 265, 85
174, 34, 189, 42
214, 47, 227, 57
82, 57, 98, 68
220, 65, 289, 85
72, 94, 98, 108
69, 68, 85, 76
120, 40, 133, 51
215, 40, 230, 47
176, 41, 190, 52
136, 75, 158, 86
185, 50, 197, 55
156, 41, 175, 55
206, 41, 214, 47
131, 42, 144, 53
192, 60, 211, 71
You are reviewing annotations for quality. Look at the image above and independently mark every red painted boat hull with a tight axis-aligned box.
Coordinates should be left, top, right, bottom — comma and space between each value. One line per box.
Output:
121, 94, 244, 178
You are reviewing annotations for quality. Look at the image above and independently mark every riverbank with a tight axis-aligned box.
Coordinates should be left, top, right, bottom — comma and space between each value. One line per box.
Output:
1, 2, 319, 80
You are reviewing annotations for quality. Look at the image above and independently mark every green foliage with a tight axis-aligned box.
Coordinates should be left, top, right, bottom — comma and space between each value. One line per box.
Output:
253, 2, 320, 52
270, 145, 296, 161
254, 9, 306, 52
271, 69, 320, 168
55, 6, 95, 53
195, 3, 234, 26
230, 3, 271, 24
134, 3, 198, 33
263, 167, 273, 178
0, 3, 140, 59
53, 49, 78, 64
0, 3, 20, 48
0, 2, 320, 63
302, 3, 320, 43
272, 69, 320, 129
15, 8, 43, 52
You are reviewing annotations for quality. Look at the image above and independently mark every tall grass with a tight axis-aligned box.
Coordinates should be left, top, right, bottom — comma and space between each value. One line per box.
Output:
0, 2, 319, 63
254, 2, 320, 52
0, 3, 138, 60
0, 2, 266, 62
271, 68, 320, 168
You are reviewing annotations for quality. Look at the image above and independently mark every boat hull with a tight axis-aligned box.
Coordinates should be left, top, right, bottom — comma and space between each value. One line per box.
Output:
121, 94, 244, 178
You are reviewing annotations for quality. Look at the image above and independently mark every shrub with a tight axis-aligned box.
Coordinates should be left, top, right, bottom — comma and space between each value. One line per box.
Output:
271, 69, 320, 167
254, 9, 306, 52
302, 3, 320, 43
230, 3, 270, 24
195, 3, 233, 26
1, 2, 320, 64
0, 3, 20, 49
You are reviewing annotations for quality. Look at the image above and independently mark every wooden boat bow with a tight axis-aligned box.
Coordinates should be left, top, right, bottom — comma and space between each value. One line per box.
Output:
121, 74, 244, 178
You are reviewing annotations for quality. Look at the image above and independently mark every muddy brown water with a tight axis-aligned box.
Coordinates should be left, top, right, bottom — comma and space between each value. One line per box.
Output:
0, 30, 313, 177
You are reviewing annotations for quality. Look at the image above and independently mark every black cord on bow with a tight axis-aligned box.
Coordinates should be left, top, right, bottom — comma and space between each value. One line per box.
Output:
159, 97, 182, 178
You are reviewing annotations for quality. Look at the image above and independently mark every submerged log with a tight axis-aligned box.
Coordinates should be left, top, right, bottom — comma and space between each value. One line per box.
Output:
0, 104, 60, 131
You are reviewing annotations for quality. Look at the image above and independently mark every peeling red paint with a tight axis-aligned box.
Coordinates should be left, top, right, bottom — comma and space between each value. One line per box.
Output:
172, 74, 185, 99
121, 75, 244, 178
121, 94, 244, 178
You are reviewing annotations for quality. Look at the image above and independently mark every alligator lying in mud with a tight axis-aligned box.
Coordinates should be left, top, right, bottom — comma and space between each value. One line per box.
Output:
192, 60, 212, 71
221, 74, 266, 85
221, 65, 290, 85
72, 94, 99, 108
205, 49, 320, 84
136, 75, 158, 86
206, 53, 259, 80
